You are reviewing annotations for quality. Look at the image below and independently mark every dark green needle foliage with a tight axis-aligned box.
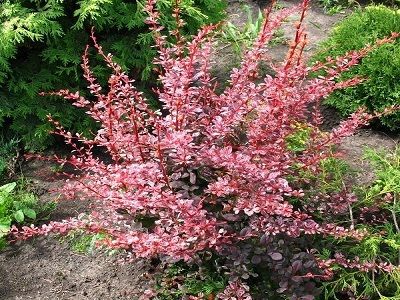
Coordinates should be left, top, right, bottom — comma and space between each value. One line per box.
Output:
0, 0, 226, 150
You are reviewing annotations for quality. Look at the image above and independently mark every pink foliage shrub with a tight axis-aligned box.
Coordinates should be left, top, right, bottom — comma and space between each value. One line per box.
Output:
12, 0, 400, 298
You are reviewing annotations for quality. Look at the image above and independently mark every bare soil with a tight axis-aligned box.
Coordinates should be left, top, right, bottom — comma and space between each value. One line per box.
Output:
0, 237, 152, 300
1, 1, 399, 300
0, 159, 154, 300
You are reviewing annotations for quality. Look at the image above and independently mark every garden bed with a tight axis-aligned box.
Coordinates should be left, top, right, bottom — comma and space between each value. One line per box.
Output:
1, 1, 399, 299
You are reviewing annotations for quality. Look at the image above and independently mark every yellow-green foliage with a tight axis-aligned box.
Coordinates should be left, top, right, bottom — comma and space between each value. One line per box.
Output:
321, 147, 400, 299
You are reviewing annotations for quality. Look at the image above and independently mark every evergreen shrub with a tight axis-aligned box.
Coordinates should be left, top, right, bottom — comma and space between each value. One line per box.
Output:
313, 5, 400, 131
0, 0, 226, 150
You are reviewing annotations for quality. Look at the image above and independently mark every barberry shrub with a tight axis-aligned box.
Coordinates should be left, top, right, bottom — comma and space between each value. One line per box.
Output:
12, 0, 400, 298
0, 0, 226, 150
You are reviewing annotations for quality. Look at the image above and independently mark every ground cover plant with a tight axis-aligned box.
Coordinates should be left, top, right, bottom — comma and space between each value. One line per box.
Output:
0, 180, 54, 249
60, 229, 109, 254
219, 5, 286, 58
10, 0, 400, 298
220, 5, 266, 56
0, 0, 226, 150
313, 5, 400, 131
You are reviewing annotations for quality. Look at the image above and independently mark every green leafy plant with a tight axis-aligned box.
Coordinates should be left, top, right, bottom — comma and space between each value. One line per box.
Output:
220, 6, 264, 55
318, 0, 352, 14
0, 180, 55, 248
155, 261, 226, 299
313, 5, 400, 131
61, 230, 108, 254
0, 0, 227, 150
219, 5, 286, 57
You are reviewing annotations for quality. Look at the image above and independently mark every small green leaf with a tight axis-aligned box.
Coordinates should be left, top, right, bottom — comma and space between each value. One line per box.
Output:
0, 182, 16, 194
13, 210, 24, 223
23, 208, 36, 220
0, 222, 10, 238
